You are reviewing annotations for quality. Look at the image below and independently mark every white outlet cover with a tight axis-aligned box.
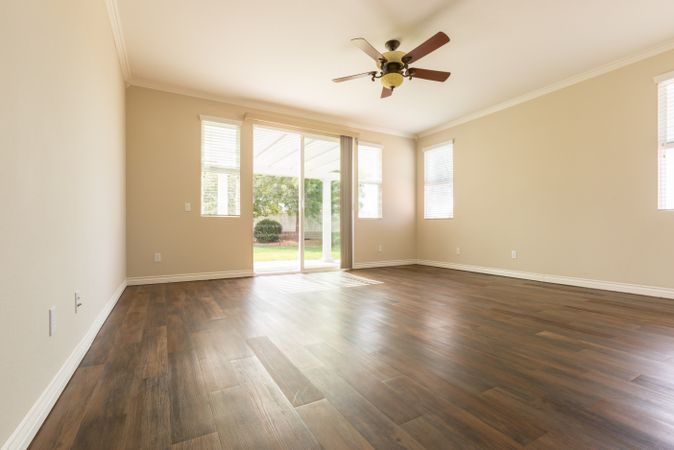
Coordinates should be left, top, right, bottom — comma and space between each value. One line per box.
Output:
511, 250, 518, 259
154, 252, 162, 262
456, 247, 461, 255
184, 202, 192, 212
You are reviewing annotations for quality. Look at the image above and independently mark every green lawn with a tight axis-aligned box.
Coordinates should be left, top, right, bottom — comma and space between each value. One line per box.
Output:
254, 245, 340, 262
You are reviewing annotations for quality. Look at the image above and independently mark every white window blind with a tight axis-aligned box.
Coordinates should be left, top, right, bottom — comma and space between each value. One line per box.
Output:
424, 142, 454, 219
358, 144, 383, 218
201, 119, 240, 216
658, 76, 674, 210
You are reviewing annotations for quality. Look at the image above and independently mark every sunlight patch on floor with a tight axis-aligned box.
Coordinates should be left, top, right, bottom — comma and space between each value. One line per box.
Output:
255, 271, 382, 294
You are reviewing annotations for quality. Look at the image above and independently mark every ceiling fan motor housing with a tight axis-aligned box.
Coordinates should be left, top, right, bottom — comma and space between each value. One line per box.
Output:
379, 51, 406, 89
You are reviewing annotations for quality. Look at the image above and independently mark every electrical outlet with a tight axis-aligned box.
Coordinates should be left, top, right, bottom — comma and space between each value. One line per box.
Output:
184, 202, 192, 212
154, 252, 162, 263
49, 306, 56, 336
511, 250, 518, 259
74, 290, 82, 313
377, 244, 383, 253
456, 247, 461, 255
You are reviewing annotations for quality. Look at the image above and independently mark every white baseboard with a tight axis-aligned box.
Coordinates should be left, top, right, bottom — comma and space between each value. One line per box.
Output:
352, 259, 418, 269
1, 280, 127, 450
127, 269, 254, 286
416, 260, 674, 300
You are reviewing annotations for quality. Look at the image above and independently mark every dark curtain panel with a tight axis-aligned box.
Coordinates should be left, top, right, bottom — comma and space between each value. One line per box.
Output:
339, 135, 354, 269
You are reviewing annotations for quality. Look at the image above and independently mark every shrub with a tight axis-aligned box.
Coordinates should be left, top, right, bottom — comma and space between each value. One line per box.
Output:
254, 219, 282, 243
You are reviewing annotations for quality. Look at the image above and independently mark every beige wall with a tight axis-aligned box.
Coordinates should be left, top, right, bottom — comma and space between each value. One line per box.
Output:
0, 0, 126, 445
417, 50, 674, 289
126, 87, 416, 278
355, 132, 416, 263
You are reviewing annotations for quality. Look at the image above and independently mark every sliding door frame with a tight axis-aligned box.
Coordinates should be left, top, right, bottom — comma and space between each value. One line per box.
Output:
251, 121, 350, 275
299, 134, 306, 272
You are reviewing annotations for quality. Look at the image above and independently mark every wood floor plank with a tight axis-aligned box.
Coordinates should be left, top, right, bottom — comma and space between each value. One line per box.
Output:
197, 353, 238, 393
483, 385, 632, 450
191, 325, 251, 361
168, 351, 215, 444
166, 312, 192, 354
324, 339, 401, 381
141, 325, 168, 379
400, 415, 467, 450
385, 376, 522, 449
209, 386, 278, 449
226, 356, 321, 449
70, 343, 143, 449
303, 366, 425, 450
29, 365, 104, 450
118, 294, 149, 344
123, 375, 171, 450
296, 399, 374, 450
145, 284, 168, 329
199, 295, 226, 320
268, 334, 323, 371
247, 336, 324, 407
307, 342, 420, 424
171, 432, 222, 450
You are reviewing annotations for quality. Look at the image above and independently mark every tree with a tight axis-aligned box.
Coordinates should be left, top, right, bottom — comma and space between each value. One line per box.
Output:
253, 175, 339, 239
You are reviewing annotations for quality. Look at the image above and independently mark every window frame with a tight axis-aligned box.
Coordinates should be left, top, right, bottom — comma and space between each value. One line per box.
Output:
199, 115, 242, 217
357, 142, 384, 220
423, 140, 454, 220
657, 73, 674, 211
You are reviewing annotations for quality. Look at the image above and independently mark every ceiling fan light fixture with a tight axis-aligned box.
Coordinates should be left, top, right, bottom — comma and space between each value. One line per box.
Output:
381, 72, 404, 89
335, 32, 451, 98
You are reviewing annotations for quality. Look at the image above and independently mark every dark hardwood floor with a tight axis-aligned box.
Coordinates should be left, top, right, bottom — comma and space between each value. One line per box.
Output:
29, 265, 674, 449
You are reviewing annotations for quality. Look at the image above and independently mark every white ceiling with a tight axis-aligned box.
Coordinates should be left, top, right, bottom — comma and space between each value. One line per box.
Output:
117, 0, 674, 136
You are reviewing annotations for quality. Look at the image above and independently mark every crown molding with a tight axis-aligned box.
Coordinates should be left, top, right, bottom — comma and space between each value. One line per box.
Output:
418, 38, 674, 139
104, 0, 131, 80
127, 78, 415, 139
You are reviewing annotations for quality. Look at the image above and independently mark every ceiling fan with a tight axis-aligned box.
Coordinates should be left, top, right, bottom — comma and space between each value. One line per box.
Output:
333, 32, 451, 98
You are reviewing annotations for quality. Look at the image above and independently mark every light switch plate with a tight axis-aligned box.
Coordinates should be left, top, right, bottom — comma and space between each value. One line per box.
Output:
49, 306, 56, 336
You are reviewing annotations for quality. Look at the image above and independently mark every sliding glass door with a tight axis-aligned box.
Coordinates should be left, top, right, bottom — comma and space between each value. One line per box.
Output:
252, 127, 301, 273
303, 135, 340, 270
253, 126, 340, 273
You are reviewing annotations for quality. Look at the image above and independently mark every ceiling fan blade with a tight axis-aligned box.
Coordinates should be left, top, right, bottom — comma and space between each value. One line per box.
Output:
381, 87, 393, 98
332, 71, 376, 83
403, 32, 450, 64
409, 68, 451, 82
351, 37, 385, 62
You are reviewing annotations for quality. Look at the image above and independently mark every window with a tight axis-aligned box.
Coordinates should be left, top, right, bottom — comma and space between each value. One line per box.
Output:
358, 143, 383, 218
424, 142, 454, 219
658, 74, 674, 210
201, 118, 240, 216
